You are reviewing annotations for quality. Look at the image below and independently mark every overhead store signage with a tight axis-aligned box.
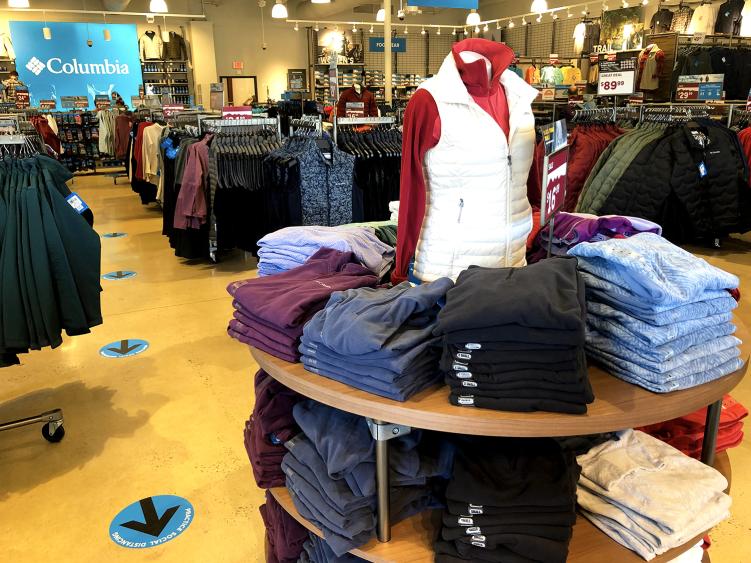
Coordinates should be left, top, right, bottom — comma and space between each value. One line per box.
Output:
39, 99, 56, 109
368, 37, 407, 53
409, 0, 477, 8
677, 74, 724, 101
9, 21, 142, 109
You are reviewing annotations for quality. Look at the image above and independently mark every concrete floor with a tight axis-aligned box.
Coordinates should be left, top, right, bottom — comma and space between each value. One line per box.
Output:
0, 174, 749, 562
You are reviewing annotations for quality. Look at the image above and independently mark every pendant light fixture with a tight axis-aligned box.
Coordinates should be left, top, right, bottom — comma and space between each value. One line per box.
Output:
149, 0, 168, 13
103, 12, 111, 41
8, 0, 30, 7
376, 6, 385, 21
311, 0, 331, 4
530, 0, 548, 13
42, 10, 51, 39
466, 9, 481, 26
271, 0, 288, 19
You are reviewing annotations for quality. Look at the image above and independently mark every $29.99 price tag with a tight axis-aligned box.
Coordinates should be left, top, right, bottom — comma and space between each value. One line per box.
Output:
597, 70, 635, 96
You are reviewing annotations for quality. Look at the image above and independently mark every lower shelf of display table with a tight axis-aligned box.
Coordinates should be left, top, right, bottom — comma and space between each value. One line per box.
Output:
270, 450, 729, 563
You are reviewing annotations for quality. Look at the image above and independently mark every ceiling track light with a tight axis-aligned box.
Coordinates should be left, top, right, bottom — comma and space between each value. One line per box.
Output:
404, 26, 408, 34
536, 14, 542, 22
552, 11, 558, 19
452, 27, 457, 35
483, 23, 489, 31
602, 2, 609, 11
622, 0, 628, 7
522, 16, 528, 25
496, 21, 501, 29
369, 24, 374, 32
474, 25, 480, 33
352, 23, 358, 32
314, 22, 319, 32
466, 9, 481, 26
436, 27, 441, 34
567, 10, 572, 17
642, 0, 649, 4
508, 19, 515, 28
293, 21, 299, 31
582, 5, 589, 15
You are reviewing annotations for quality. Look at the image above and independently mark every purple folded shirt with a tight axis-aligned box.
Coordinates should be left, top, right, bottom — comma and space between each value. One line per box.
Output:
227, 247, 379, 330
233, 305, 303, 346
228, 328, 299, 363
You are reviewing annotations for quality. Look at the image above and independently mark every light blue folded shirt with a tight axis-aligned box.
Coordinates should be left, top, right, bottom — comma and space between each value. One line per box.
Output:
570, 233, 739, 307
586, 295, 737, 327
257, 225, 395, 277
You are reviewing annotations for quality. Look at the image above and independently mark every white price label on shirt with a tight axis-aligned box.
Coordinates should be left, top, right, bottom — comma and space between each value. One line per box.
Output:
597, 70, 635, 96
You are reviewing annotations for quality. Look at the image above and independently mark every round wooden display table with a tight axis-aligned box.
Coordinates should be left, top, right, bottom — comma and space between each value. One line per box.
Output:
251, 317, 748, 562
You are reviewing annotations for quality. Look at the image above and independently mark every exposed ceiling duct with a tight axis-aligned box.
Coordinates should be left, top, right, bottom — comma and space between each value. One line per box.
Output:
102, 0, 133, 11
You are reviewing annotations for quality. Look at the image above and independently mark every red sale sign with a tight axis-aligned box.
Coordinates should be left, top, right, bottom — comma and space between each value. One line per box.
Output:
541, 147, 568, 225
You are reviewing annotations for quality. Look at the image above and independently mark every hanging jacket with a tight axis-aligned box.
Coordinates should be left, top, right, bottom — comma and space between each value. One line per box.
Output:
293, 137, 356, 226
163, 31, 188, 61
409, 49, 538, 283
594, 122, 751, 243
139, 31, 163, 60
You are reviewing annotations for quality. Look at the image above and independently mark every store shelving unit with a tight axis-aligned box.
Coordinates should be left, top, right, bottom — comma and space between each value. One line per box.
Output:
141, 60, 193, 106
249, 317, 749, 563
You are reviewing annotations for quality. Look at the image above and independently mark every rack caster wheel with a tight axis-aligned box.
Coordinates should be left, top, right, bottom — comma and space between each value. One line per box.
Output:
42, 422, 65, 443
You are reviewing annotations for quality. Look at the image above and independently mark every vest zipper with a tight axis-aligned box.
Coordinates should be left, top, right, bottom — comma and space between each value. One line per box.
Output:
457, 198, 464, 223
506, 154, 512, 264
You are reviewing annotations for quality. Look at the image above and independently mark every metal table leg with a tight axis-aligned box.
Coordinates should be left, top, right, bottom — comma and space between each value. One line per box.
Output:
701, 399, 723, 466
367, 418, 411, 543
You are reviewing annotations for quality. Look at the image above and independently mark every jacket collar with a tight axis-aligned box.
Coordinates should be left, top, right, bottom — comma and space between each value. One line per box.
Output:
428, 39, 539, 108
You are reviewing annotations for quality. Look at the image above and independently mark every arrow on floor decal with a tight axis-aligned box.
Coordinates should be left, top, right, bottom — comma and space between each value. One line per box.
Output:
99, 339, 149, 358
120, 498, 180, 537
102, 270, 137, 280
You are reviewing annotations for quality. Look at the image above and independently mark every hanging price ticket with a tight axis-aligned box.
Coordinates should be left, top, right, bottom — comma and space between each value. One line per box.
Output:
597, 70, 635, 96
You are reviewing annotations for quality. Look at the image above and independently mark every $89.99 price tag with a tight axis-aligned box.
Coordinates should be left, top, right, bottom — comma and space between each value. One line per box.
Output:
597, 70, 635, 96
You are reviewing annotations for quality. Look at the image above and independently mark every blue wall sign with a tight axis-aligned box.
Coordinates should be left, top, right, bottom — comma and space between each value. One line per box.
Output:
102, 270, 137, 280
408, 0, 477, 8
102, 232, 127, 238
9, 21, 142, 109
368, 37, 407, 53
100, 339, 149, 358
110, 495, 194, 549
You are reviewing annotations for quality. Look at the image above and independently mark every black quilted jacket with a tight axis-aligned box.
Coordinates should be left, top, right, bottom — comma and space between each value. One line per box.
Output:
597, 121, 751, 243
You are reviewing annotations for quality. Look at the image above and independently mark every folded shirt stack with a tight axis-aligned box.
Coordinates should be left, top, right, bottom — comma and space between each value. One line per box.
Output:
227, 248, 378, 362
299, 278, 453, 401
298, 532, 366, 563
257, 225, 395, 278
638, 394, 748, 459
282, 400, 453, 556
259, 489, 309, 563
434, 257, 594, 414
528, 211, 662, 264
243, 370, 303, 488
569, 233, 744, 392
577, 429, 731, 560
435, 437, 579, 563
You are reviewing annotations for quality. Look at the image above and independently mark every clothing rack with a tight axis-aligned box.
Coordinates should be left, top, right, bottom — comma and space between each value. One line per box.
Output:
0, 132, 66, 443
333, 116, 396, 144
572, 107, 617, 123
289, 115, 323, 137
198, 116, 282, 140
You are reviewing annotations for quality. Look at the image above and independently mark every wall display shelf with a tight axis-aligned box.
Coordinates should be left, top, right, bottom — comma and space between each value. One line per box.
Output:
140, 60, 194, 106
252, 317, 748, 561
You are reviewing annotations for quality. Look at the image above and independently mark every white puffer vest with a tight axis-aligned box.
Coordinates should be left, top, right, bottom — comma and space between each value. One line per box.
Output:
413, 53, 539, 282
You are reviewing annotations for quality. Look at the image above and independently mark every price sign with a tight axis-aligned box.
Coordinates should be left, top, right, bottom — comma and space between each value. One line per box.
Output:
549, 53, 560, 64
74, 99, 89, 108
222, 105, 253, 119
677, 74, 724, 101
628, 92, 645, 105
345, 101, 365, 117
597, 70, 635, 95
163, 104, 184, 118
39, 99, 56, 109
541, 88, 555, 101
541, 147, 569, 225
691, 32, 707, 44
95, 94, 111, 109
14, 89, 29, 109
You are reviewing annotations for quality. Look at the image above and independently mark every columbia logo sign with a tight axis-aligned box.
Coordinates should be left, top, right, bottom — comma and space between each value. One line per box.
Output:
25, 57, 129, 76
26, 56, 45, 75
